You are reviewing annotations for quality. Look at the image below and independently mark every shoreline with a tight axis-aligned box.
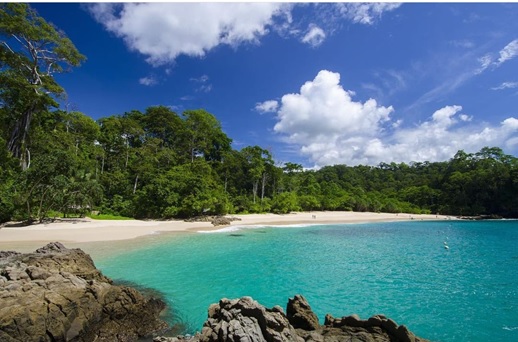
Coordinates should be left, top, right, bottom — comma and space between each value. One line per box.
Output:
0, 211, 452, 252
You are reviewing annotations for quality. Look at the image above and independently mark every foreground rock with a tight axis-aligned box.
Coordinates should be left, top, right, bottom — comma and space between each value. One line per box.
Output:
157, 295, 429, 342
0, 242, 167, 342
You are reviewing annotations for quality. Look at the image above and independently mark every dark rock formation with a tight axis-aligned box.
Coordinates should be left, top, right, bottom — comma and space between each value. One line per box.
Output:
286, 294, 320, 331
458, 214, 503, 220
0, 242, 168, 342
200, 296, 302, 342
157, 295, 429, 342
184, 216, 242, 227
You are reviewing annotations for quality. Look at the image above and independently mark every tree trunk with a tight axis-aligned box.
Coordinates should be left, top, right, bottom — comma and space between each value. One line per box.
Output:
133, 174, 139, 194
252, 181, 258, 204
261, 173, 267, 204
25, 148, 31, 169
224, 173, 228, 193
7, 105, 35, 170
125, 139, 129, 169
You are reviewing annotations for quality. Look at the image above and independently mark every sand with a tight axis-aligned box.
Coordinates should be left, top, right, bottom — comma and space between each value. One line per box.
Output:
0, 211, 452, 253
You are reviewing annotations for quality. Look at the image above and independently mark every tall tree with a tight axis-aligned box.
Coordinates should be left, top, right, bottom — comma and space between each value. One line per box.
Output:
0, 3, 85, 169
240, 146, 274, 205
183, 109, 232, 163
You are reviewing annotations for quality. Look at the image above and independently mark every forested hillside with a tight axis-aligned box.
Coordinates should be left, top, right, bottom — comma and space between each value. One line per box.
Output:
2, 4, 517, 223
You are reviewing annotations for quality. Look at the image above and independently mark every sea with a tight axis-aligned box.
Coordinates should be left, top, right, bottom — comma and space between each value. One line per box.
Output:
93, 220, 518, 342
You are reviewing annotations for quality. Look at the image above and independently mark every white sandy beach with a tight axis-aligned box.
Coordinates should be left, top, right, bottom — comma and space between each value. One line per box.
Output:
0, 211, 452, 252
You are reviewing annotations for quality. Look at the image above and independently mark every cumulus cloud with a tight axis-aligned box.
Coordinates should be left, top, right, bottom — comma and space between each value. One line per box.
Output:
491, 81, 518, 90
255, 100, 279, 113
301, 24, 326, 47
336, 3, 401, 25
88, 3, 402, 65
88, 3, 289, 65
139, 76, 157, 86
269, 70, 518, 166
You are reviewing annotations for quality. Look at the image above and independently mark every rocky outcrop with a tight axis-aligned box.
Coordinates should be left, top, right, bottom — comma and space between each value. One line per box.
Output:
200, 297, 302, 342
286, 294, 320, 331
157, 295, 429, 342
184, 216, 242, 227
0, 242, 168, 342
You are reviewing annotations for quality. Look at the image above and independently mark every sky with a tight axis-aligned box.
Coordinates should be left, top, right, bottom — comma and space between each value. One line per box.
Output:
28, 2, 518, 168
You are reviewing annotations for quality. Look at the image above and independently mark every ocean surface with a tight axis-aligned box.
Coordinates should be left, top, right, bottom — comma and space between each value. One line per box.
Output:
95, 220, 518, 342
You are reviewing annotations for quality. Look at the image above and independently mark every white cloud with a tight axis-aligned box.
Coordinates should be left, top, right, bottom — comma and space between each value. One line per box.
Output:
190, 75, 209, 83
139, 76, 157, 86
502, 117, 518, 130
89, 3, 402, 64
336, 3, 401, 25
459, 114, 473, 122
496, 39, 518, 65
475, 40, 518, 75
190, 74, 212, 93
492, 81, 518, 90
450, 39, 475, 49
301, 24, 326, 47
255, 100, 279, 113
270, 70, 518, 166
475, 54, 493, 75
88, 3, 290, 65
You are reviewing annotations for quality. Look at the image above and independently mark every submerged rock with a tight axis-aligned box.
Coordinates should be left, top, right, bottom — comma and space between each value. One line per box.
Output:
165, 295, 429, 342
0, 242, 168, 341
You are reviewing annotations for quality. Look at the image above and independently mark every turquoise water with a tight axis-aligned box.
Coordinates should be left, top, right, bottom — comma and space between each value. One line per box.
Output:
95, 220, 518, 342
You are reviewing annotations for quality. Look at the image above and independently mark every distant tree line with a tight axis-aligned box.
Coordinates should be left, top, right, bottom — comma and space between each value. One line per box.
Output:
1, 4, 517, 223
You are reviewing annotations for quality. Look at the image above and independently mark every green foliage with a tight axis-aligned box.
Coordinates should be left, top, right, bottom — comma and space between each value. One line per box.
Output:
87, 213, 134, 220
1, 5, 517, 222
271, 192, 300, 214
1, 4, 85, 166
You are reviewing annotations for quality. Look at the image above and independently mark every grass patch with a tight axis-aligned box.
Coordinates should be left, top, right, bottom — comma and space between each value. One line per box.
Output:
86, 213, 134, 220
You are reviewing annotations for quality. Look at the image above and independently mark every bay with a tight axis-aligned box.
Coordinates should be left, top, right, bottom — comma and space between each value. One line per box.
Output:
95, 220, 518, 342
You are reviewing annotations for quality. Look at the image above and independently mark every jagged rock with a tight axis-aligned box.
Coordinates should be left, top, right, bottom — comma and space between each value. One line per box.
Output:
163, 296, 429, 342
184, 216, 242, 227
210, 216, 232, 226
0, 251, 20, 259
0, 242, 168, 342
165, 295, 427, 342
320, 313, 425, 342
286, 295, 320, 330
200, 296, 303, 342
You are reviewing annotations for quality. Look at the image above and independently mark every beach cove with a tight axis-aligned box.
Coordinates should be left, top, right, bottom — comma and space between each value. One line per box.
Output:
0, 211, 449, 253
1, 213, 517, 341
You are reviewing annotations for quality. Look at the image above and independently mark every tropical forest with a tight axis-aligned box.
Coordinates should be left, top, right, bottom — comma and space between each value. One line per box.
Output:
1, 3, 518, 224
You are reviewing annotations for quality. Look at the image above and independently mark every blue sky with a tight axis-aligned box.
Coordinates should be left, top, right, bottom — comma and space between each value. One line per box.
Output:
30, 2, 518, 167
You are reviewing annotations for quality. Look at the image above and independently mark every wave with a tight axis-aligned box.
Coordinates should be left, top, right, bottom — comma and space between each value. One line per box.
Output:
502, 326, 518, 331
198, 223, 318, 234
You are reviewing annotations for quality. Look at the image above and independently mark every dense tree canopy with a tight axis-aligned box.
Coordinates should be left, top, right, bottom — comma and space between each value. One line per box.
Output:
1, 3, 85, 169
1, 4, 517, 223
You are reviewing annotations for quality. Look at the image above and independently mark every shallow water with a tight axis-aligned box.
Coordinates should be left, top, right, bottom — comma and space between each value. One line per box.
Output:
95, 220, 518, 342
